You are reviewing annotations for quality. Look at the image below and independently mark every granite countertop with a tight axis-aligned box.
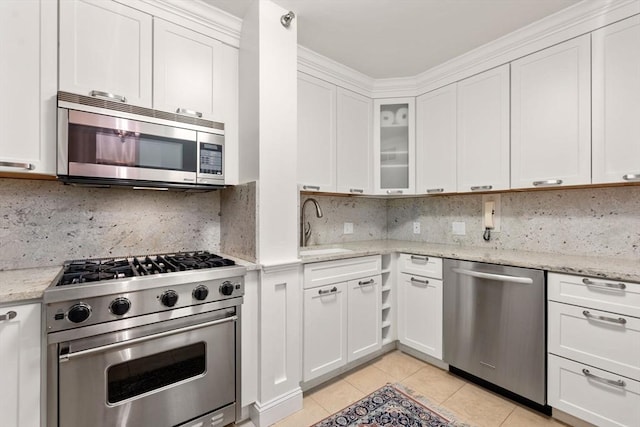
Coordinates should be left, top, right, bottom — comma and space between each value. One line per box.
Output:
0, 266, 62, 304
299, 239, 640, 283
0, 253, 259, 305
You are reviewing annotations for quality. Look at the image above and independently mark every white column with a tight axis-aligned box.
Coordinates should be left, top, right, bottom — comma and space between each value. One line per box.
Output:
239, 1, 302, 425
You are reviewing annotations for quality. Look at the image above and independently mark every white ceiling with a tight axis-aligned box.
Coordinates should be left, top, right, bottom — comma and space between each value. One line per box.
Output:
203, 0, 581, 79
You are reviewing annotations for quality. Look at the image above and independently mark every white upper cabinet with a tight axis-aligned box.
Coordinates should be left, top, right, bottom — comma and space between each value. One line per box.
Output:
593, 15, 640, 184
511, 35, 591, 189
373, 98, 416, 195
456, 65, 510, 192
59, 0, 153, 107
297, 73, 337, 192
153, 18, 226, 122
336, 88, 373, 195
0, 0, 57, 176
416, 84, 457, 195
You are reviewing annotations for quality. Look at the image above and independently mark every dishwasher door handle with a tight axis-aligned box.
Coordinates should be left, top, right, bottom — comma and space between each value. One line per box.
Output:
451, 268, 533, 284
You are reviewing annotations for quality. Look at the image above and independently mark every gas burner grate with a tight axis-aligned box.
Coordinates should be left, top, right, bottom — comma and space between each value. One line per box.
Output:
56, 251, 236, 286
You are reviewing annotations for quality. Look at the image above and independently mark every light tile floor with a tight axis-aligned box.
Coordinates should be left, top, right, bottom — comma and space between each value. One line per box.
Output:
273, 350, 568, 427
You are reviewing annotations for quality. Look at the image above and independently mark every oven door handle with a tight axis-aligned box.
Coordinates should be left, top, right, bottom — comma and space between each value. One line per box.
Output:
59, 315, 237, 362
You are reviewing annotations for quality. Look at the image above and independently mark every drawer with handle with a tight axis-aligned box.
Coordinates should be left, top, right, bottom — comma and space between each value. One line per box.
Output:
548, 301, 640, 380
548, 272, 640, 318
548, 354, 640, 427
399, 253, 442, 279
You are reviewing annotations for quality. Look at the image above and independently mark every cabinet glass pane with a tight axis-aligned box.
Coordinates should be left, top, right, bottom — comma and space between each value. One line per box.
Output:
380, 103, 409, 189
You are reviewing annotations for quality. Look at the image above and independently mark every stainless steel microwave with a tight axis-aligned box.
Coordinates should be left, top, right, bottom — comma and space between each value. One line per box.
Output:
57, 92, 225, 190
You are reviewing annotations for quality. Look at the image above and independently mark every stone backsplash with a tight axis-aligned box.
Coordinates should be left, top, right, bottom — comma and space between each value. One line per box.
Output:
387, 186, 640, 260
0, 178, 221, 270
304, 186, 640, 261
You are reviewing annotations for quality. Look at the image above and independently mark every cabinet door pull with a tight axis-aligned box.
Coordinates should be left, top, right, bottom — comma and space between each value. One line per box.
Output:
349, 188, 364, 194
622, 173, 640, 181
386, 190, 403, 195
410, 277, 429, 285
303, 185, 320, 191
582, 310, 627, 325
0, 161, 34, 171
90, 90, 126, 103
470, 185, 492, 191
582, 369, 626, 387
0, 311, 17, 321
426, 188, 444, 194
410, 255, 428, 263
176, 108, 203, 118
318, 286, 338, 295
358, 279, 375, 286
582, 278, 626, 290
533, 179, 563, 186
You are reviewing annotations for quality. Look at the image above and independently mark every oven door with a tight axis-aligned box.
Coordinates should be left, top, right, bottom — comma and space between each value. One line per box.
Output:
57, 308, 237, 427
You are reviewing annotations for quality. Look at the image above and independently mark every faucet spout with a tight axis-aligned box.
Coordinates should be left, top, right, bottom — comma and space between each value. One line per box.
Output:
300, 198, 323, 247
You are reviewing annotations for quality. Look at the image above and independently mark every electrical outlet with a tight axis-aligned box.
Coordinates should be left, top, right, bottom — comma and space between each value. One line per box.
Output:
413, 222, 420, 234
452, 221, 466, 235
344, 222, 353, 234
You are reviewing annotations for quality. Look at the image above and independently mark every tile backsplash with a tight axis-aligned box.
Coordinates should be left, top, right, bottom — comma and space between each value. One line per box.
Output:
0, 178, 221, 270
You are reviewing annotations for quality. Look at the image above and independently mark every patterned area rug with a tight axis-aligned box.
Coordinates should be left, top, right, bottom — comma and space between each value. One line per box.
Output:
312, 383, 465, 427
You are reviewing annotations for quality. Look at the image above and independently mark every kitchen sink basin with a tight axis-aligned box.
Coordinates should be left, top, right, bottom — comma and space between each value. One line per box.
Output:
299, 248, 354, 256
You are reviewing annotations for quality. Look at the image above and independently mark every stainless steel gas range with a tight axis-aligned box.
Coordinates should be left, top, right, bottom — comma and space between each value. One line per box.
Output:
44, 251, 246, 427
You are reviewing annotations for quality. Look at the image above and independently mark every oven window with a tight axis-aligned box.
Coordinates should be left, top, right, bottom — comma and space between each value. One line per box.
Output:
107, 342, 206, 403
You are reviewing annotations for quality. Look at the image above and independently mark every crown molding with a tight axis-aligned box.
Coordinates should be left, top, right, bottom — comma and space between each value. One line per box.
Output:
297, 0, 640, 98
414, 0, 640, 95
123, 0, 243, 47
297, 46, 375, 97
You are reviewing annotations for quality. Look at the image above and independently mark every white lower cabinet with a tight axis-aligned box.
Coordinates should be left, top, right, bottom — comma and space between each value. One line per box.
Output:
347, 276, 382, 362
0, 302, 41, 427
548, 355, 640, 427
548, 272, 640, 427
397, 254, 443, 359
303, 256, 381, 382
303, 282, 348, 380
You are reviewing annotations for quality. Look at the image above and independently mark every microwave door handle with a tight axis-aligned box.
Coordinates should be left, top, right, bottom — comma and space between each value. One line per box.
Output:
59, 315, 237, 362
451, 268, 533, 285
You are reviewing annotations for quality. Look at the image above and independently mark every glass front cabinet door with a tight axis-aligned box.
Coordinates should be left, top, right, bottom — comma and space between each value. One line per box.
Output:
373, 98, 415, 195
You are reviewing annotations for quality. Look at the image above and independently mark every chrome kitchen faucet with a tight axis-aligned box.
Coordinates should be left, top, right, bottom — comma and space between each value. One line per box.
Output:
300, 198, 323, 247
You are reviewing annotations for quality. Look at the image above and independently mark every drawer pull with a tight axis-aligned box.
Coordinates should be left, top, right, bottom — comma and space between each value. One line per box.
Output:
0, 311, 17, 321
349, 188, 364, 194
318, 286, 338, 295
0, 161, 35, 171
410, 277, 429, 285
386, 190, 403, 195
358, 279, 375, 286
410, 255, 429, 263
533, 179, 563, 186
470, 185, 492, 191
426, 188, 444, 194
582, 369, 626, 387
622, 173, 640, 181
582, 310, 627, 325
176, 107, 203, 118
582, 278, 626, 290
90, 90, 126, 103
303, 185, 320, 191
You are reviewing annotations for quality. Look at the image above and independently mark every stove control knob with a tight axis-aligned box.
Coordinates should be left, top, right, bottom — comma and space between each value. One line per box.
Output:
160, 290, 179, 307
192, 285, 209, 301
67, 303, 91, 323
219, 281, 235, 296
109, 297, 131, 316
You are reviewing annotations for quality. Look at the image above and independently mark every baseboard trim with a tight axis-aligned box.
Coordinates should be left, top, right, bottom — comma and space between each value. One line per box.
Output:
249, 388, 303, 427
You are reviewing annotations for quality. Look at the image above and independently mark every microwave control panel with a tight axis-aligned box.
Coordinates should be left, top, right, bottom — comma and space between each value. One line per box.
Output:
199, 142, 223, 176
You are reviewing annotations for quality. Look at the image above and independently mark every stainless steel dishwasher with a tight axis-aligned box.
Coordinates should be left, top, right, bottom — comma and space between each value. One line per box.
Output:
443, 259, 547, 410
